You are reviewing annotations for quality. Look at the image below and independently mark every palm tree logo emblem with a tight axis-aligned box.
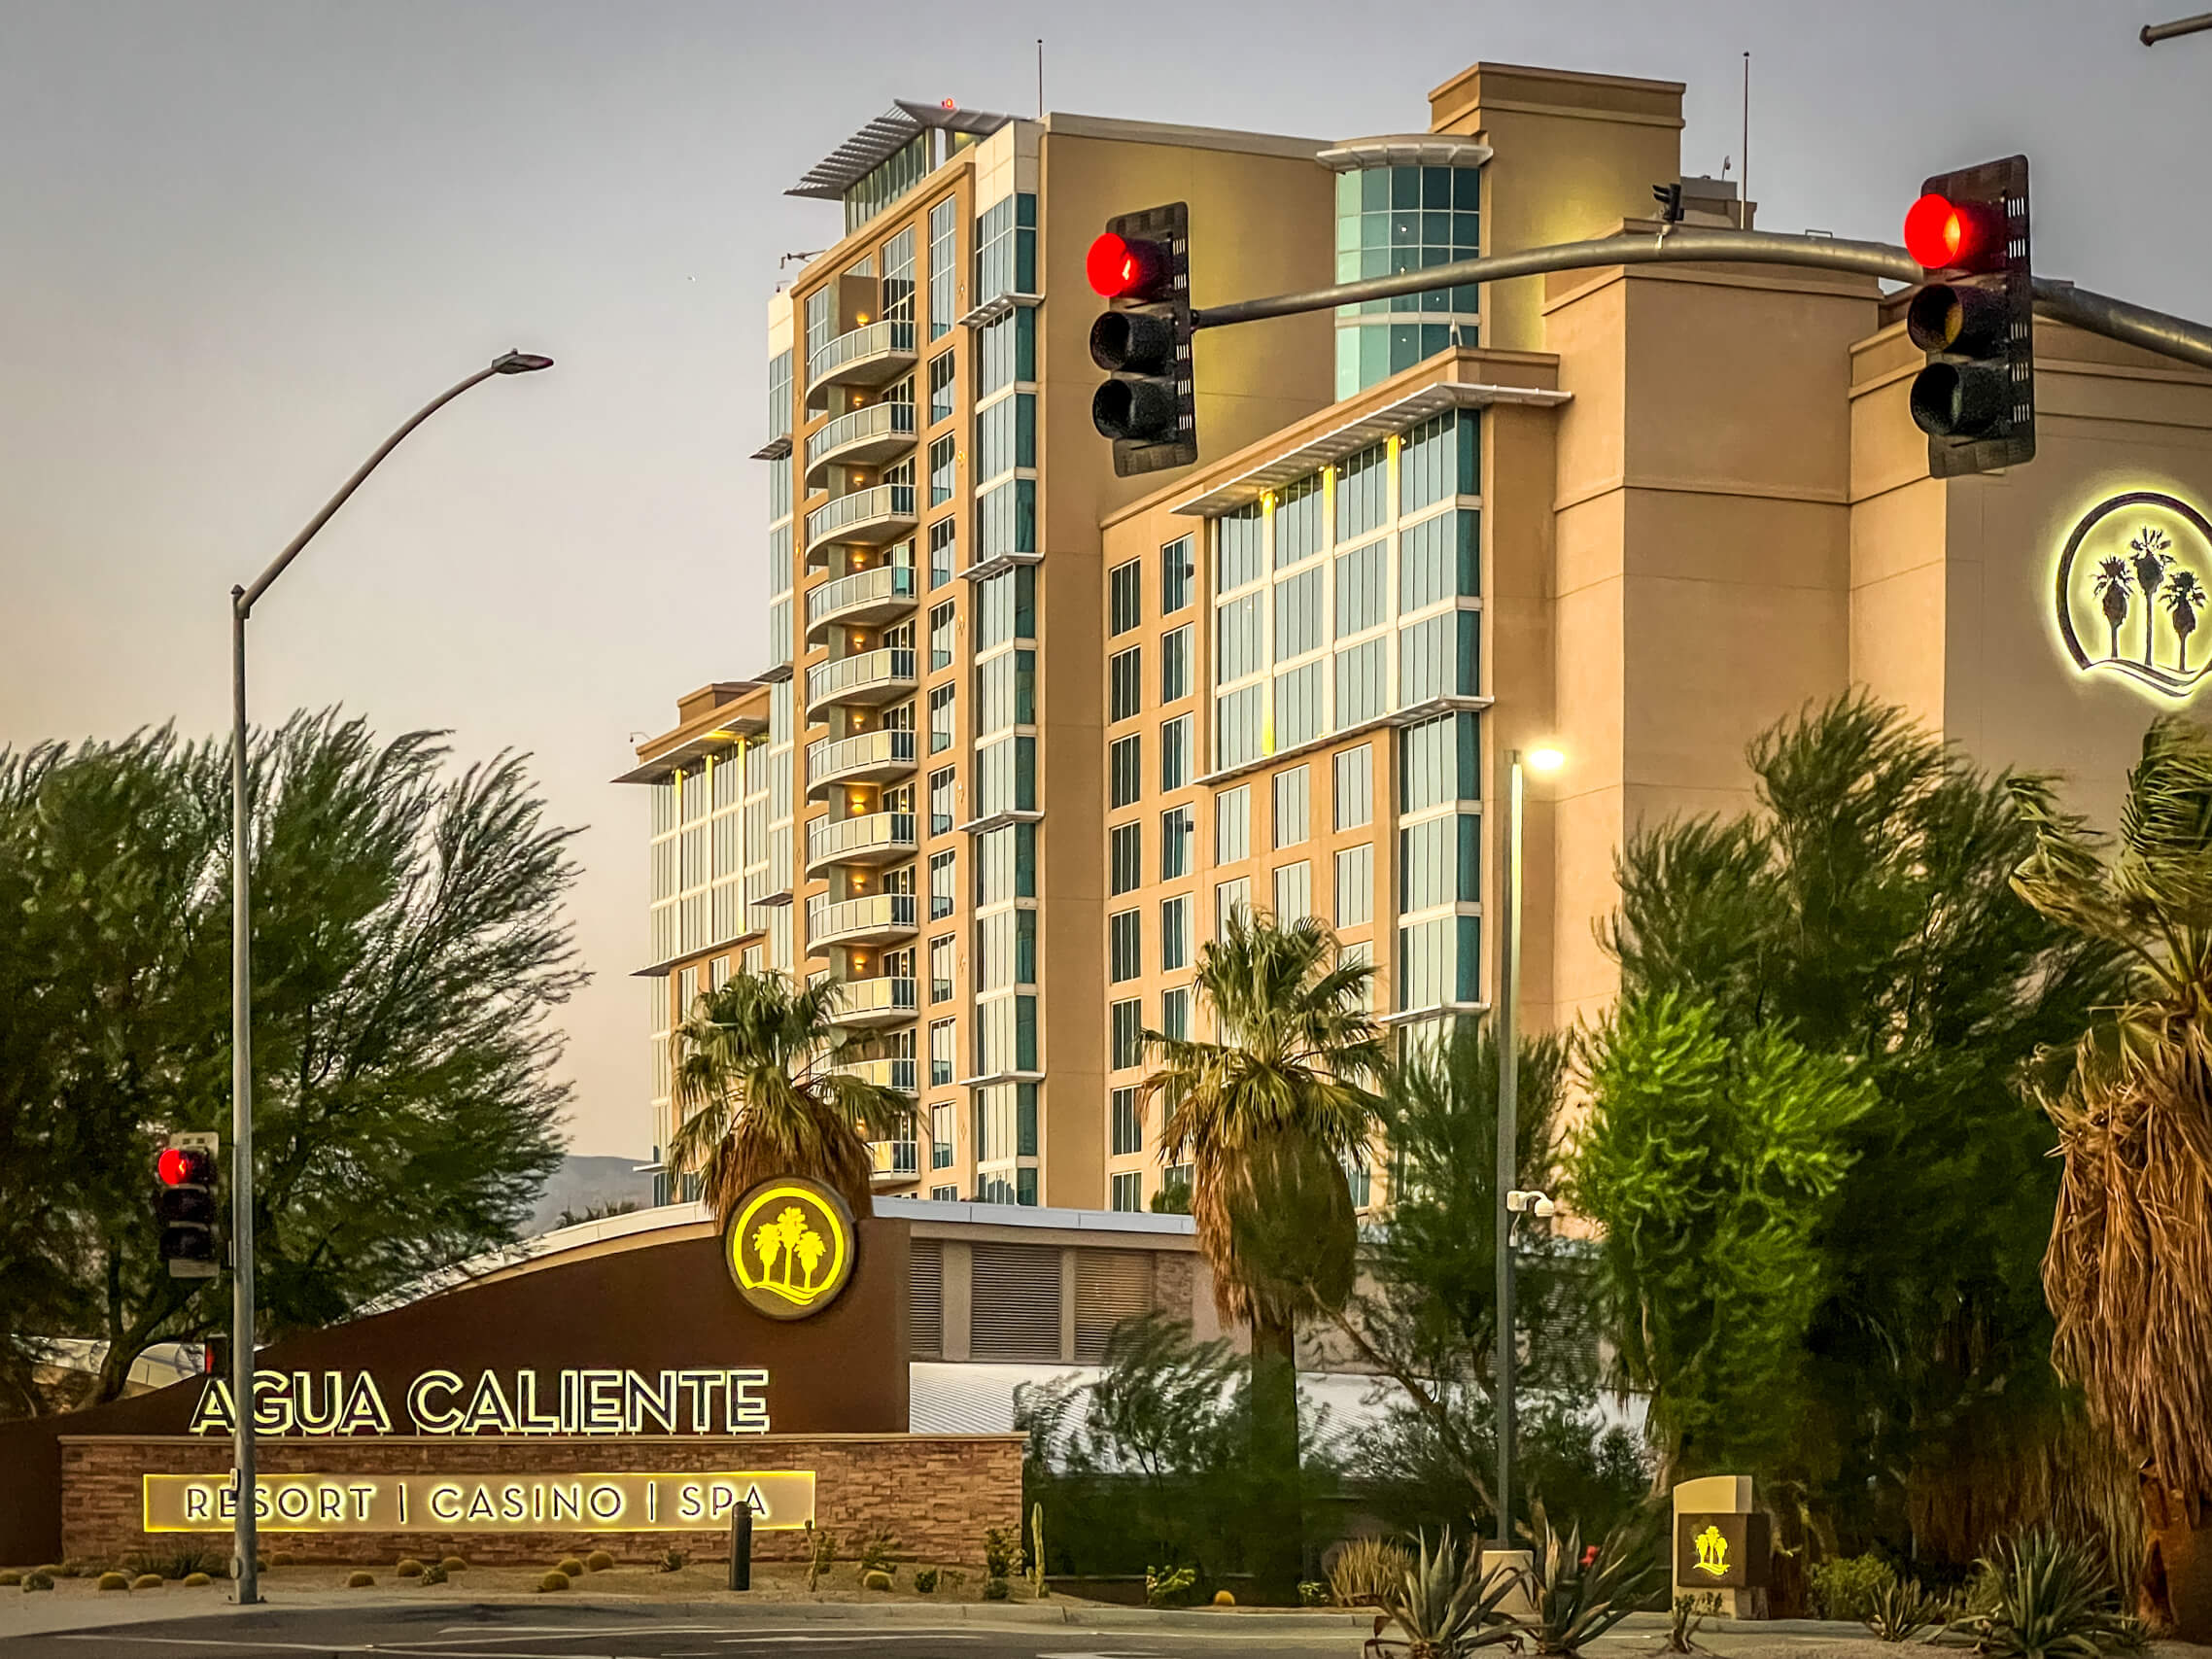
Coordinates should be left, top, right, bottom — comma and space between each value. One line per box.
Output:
724, 1180, 854, 1318
1692, 1525, 1730, 1578
2056, 493, 2212, 701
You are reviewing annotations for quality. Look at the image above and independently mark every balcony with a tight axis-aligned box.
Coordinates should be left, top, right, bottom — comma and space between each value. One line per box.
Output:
805, 562, 916, 644
827, 974, 918, 1029
871, 1136, 920, 1184
809, 891, 919, 949
804, 484, 916, 557
806, 320, 916, 406
806, 646, 917, 712
837, 1056, 917, 1091
804, 400, 916, 488
807, 727, 916, 798
805, 811, 918, 876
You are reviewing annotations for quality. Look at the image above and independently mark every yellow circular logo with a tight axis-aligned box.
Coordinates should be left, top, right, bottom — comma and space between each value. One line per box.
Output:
724, 1177, 855, 1321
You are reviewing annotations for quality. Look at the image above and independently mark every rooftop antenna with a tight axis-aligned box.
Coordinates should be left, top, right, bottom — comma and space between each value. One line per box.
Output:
1036, 38, 1045, 120
1740, 51, 1751, 229
779, 250, 826, 270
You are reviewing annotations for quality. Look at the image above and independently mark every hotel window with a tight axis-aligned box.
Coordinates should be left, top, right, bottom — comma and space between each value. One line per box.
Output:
1160, 715, 1192, 792
1400, 713, 1481, 812
932, 1184, 958, 1202
1400, 914, 1481, 1009
1273, 765, 1310, 847
1215, 684, 1262, 773
1163, 1162, 1194, 1204
1216, 877, 1251, 940
1111, 646, 1143, 722
930, 685, 956, 753
1218, 506, 1263, 594
1216, 785, 1250, 863
975, 192, 1037, 304
929, 766, 957, 835
1335, 844, 1373, 927
1110, 560, 1143, 636
1161, 625, 1192, 703
804, 286, 836, 374
978, 305, 1035, 395
1400, 610, 1480, 706
1274, 860, 1312, 922
976, 822, 1036, 905
929, 517, 957, 588
1336, 539, 1387, 638
766, 349, 793, 442
1160, 807, 1193, 880
1110, 909, 1142, 983
930, 601, 956, 671
1276, 564, 1325, 660
977, 393, 1035, 481
930, 1100, 954, 1167
1111, 821, 1142, 894
1160, 894, 1190, 971
1402, 509, 1480, 610
929, 435, 957, 505
1110, 735, 1142, 809
1336, 638, 1388, 729
927, 194, 958, 339
1162, 535, 1195, 613
1111, 998, 1144, 1070
929, 934, 956, 1003
978, 646, 1035, 733
1112, 1087, 1144, 1156
881, 225, 916, 324
930, 849, 956, 920
1275, 473, 1325, 568
1336, 443, 1389, 541
1401, 813, 1481, 912
1217, 592, 1263, 683
1335, 163, 1482, 398
976, 565, 1035, 649
978, 478, 1036, 561
1160, 985, 1189, 1040
977, 734, 1036, 816
927, 352, 956, 426
1111, 1171, 1142, 1213
1275, 661, 1325, 751
930, 1019, 955, 1088
1401, 409, 1480, 514
1336, 745, 1374, 828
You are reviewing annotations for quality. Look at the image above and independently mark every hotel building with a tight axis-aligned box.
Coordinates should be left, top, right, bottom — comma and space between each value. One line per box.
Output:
629, 63, 2212, 1214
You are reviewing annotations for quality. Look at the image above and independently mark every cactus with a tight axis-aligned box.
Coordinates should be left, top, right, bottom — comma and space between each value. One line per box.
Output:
1029, 1502, 1048, 1598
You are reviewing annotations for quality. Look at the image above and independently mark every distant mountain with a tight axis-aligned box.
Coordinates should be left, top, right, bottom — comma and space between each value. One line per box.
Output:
523, 1153, 656, 1236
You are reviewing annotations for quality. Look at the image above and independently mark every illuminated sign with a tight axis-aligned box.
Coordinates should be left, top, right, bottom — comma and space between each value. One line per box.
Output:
1674, 1513, 1770, 1590
1692, 1525, 1729, 1577
185, 1367, 770, 1437
2056, 490, 2212, 699
725, 1178, 855, 1320
144, 1469, 813, 1534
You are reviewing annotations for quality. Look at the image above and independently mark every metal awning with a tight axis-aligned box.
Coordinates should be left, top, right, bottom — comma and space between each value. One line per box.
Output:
787, 100, 1016, 201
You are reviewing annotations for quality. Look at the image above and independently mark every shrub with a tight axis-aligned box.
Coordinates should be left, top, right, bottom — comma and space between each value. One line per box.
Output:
55, 1561, 85, 1578
1330, 1537, 1416, 1608
129, 1547, 225, 1580
420, 1563, 448, 1586
130, 1573, 163, 1590
556, 1557, 586, 1578
806, 1530, 837, 1594
1865, 1578, 1941, 1642
1213, 1589, 1236, 1607
1669, 1593, 1722, 1652
440, 1555, 468, 1573
983, 1526, 1019, 1579
855, 1528, 900, 1578
1145, 1564, 1197, 1607
585, 1550, 614, 1573
940, 1568, 968, 1592
96, 1572, 130, 1591
22, 1572, 53, 1593
914, 1567, 940, 1594
537, 1571, 570, 1592
0, 1572, 17, 1587
983, 1576, 1011, 1602
1810, 1553, 1898, 1622
863, 1570, 893, 1592
346, 1572, 376, 1589
1298, 1579, 1331, 1606
659, 1549, 686, 1573
183, 1573, 213, 1589
1520, 1503, 1661, 1656
1946, 1530, 2141, 1659
396, 1558, 426, 1578
1386, 1529, 1524, 1658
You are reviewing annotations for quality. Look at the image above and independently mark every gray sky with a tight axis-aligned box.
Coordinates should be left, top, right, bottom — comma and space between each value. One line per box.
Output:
2, 0, 2203, 1157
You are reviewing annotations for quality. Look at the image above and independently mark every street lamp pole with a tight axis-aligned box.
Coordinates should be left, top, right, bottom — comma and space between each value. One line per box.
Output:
1494, 748, 1525, 1548
226, 350, 551, 1604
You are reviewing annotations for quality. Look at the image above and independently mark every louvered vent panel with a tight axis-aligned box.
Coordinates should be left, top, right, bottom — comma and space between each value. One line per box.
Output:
1074, 1249, 1156, 1363
969, 1242, 1064, 1362
910, 1237, 944, 1360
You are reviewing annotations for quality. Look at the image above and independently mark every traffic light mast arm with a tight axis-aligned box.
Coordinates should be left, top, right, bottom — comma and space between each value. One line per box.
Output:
1189, 226, 2212, 375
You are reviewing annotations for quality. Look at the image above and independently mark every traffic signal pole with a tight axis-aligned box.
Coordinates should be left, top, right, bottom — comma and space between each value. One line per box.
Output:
1188, 225, 2212, 375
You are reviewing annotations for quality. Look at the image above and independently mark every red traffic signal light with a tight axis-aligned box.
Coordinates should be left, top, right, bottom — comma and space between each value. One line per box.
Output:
157, 1146, 213, 1188
1087, 231, 1168, 300
1903, 191, 2007, 273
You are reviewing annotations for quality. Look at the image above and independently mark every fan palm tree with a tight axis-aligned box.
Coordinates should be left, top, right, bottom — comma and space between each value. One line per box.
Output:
2095, 556, 2133, 662
2132, 528, 2175, 668
1137, 908, 1389, 1596
667, 970, 908, 1226
2011, 716, 2212, 1637
2166, 569, 2205, 673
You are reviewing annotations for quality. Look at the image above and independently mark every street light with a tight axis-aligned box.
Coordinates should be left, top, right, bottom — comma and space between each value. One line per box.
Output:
1495, 742, 1562, 1548
225, 349, 551, 1605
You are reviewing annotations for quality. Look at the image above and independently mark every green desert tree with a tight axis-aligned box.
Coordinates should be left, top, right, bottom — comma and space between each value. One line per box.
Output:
1136, 908, 1388, 1598
0, 715, 583, 1411
2011, 714, 2212, 1634
667, 970, 908, 1225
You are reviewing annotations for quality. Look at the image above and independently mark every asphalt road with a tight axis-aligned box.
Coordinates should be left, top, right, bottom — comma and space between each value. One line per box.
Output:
0, 1601, 1380, 1659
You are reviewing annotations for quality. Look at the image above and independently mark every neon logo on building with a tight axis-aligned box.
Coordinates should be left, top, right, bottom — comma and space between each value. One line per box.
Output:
725, 1178, 854, 1320
1692, 1524, 1730, 1578
2056, 491, 2212, 699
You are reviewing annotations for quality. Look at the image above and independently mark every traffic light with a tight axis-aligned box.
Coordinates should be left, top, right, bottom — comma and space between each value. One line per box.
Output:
1902, 156, 2033, 477
1088, 202, 1195, 477
156, 1131, 220, 1280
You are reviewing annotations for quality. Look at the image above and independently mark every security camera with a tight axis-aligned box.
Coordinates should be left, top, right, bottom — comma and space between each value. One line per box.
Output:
1506, 1189, 1557, 1217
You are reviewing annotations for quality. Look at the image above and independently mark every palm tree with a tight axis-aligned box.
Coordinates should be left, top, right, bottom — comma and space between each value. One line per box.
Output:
1137, 908, 1389, 1597
2011, 717, 2212, 1638
667, 970, 907, 1227
2166, 569, 2205, 673
2095, 556, 2134, 662
2132, 528, 2174, 667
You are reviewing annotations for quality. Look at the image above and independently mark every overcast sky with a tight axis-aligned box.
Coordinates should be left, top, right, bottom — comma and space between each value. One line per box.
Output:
3, 1, 2204, 1158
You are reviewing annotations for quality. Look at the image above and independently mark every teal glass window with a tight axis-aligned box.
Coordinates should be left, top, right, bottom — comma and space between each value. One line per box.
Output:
1401, 410, 1480, 512
978, 479, 1036, 561
1400, 510, 1480, 610
976, 193, 1038, 303
1334, 163, 1481, 397
979, 306, 1035, 395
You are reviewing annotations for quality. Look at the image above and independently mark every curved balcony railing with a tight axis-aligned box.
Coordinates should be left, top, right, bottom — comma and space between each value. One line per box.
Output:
805, 811, 917, 875
806, 646, 916, 710
839, 1056, 917, 1091
827, 975, 918, 1027
805, 562, 916, 642
807, 320, 916, 399
809, 891, 919, 949
804, 484, 916, 553
807, 727, 916, 797
871, 1136, 920, 1180
804, 400, 916, 486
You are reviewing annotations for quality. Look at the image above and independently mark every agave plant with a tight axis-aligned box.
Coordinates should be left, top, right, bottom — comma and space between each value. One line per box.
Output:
1944, 1531, 2140, 1659
1518, 1503, 1660, 1656
1330, 1536, 1415, 1607
1864, 1576, 1943, 1643
1384, 1529, 1525, 1659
